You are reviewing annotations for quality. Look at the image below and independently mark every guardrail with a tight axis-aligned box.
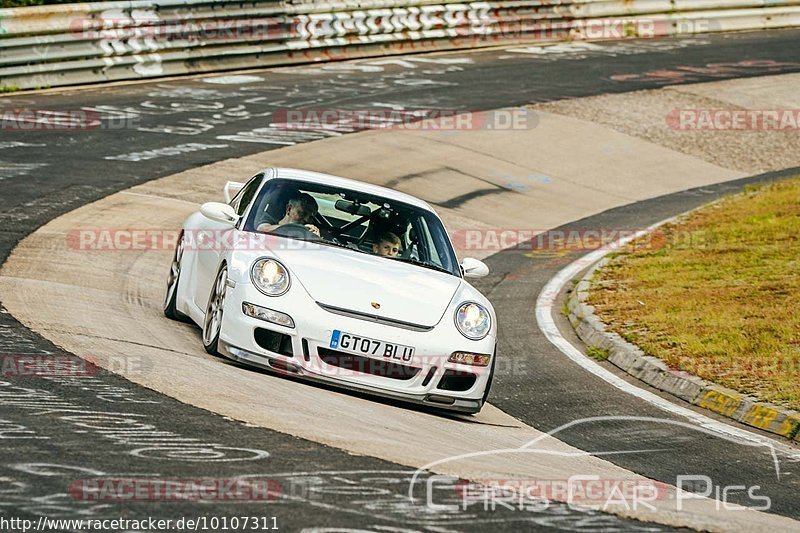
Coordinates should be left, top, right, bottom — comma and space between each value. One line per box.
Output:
1, 0, 799, 90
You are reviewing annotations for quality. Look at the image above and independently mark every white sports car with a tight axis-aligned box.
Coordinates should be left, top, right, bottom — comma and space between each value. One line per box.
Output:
164, 168, 497, 413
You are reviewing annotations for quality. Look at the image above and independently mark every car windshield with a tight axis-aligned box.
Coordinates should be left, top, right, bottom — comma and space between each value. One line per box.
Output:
243, 178, 461, 277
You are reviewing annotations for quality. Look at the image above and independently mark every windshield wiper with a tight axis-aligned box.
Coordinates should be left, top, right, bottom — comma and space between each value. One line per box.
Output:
308, 241, 455, 275
389, 256, 453, 275
316, 238, 360, 251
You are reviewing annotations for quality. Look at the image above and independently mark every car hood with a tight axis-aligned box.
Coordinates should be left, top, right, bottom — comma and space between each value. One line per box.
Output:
273, 244, 461, 327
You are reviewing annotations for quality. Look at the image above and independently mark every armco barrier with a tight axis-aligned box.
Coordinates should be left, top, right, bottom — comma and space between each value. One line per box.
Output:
1, 0, 799, 90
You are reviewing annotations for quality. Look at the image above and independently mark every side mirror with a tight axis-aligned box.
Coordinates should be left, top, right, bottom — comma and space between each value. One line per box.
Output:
200, 202, 239, 226
460, 257, 489, 278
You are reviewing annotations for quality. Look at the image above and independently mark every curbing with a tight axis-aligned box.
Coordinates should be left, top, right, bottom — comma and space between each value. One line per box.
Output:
567, 257, 800, 443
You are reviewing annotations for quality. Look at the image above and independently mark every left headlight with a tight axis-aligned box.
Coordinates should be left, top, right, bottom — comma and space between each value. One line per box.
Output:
454, 302, 491, 340
251, 258, 290, 296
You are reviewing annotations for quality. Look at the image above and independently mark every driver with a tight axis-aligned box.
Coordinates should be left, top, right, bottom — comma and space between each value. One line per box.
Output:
257, 193, 320, 236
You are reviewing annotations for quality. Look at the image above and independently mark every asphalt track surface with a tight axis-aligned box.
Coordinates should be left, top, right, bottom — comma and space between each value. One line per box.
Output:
1, 29, 800, 531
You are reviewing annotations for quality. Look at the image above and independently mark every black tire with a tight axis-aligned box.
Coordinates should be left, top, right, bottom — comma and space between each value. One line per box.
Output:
202, 264, 228, 356
164, 232, 188, 321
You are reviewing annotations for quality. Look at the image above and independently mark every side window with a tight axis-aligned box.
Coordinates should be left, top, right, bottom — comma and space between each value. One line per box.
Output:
231, 174, 264, 216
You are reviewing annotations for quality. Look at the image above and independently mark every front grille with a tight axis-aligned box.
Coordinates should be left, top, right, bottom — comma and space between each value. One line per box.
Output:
437, 369, 476, 391
316, 302, 434, 332
254, 328, 293, 357
317, 347, 420, 380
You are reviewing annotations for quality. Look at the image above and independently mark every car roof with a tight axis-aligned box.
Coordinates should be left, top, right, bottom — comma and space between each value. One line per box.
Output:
264, 167, 435, 212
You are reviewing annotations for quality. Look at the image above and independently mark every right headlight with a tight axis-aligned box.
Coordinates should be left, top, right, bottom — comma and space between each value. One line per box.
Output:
251, 258, 290, 296
454, 302, 491, 340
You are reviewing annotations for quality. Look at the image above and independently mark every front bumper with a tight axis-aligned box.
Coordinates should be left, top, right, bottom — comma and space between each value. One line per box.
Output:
218, 276, 496, 414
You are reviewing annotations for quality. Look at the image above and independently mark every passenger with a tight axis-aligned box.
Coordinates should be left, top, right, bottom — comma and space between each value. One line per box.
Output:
372, 232, 401, 258
258, 193, 320, 236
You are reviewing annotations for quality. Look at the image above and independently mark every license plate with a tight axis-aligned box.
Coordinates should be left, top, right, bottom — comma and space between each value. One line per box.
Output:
329, 330, 415, 363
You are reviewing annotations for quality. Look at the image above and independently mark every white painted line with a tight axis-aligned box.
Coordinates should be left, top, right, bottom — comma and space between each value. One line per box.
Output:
202, 75, 263, 85
119, 191, 199, 206
535, 217, 800, 458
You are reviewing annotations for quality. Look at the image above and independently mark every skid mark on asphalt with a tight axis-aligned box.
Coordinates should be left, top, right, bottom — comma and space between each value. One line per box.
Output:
40, 329, 200, 359
435, 188, 508, 209
0, 380, 271, 463
217, 127, 340, 145
610, 59, 800, 85
0, 142, 46, 150
0, 161, 48, 180
500, 39, 713, 61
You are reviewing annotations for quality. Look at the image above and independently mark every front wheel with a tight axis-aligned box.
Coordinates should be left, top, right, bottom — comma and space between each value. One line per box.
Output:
164, 232, 187, 321
202, 264, 228, 356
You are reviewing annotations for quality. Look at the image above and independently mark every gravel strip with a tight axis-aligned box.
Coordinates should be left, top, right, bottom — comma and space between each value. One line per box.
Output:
535, 73, 800, 174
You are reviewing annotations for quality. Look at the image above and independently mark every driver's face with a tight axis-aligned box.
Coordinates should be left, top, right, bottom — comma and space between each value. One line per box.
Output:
286, 204, 315, 224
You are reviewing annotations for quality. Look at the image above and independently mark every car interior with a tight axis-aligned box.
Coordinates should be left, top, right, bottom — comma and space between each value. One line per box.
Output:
249, 180, 419, 258
241, 178, 460, 276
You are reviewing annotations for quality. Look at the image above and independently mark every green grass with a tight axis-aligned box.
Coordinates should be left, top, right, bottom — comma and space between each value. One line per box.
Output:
586, 346, 610, 361
589, 177, 800, 410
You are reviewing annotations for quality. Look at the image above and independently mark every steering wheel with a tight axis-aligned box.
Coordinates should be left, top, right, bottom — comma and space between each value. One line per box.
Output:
269, 223, 320, 240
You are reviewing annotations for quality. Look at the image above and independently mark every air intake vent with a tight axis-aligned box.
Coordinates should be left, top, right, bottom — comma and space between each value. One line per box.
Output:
437, 370, 476, 392
254, 328, 293, 357
421, 366, 438, 387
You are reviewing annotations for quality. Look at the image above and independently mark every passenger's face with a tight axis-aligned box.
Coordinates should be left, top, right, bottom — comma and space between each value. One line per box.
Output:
374, 241, 399, 257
